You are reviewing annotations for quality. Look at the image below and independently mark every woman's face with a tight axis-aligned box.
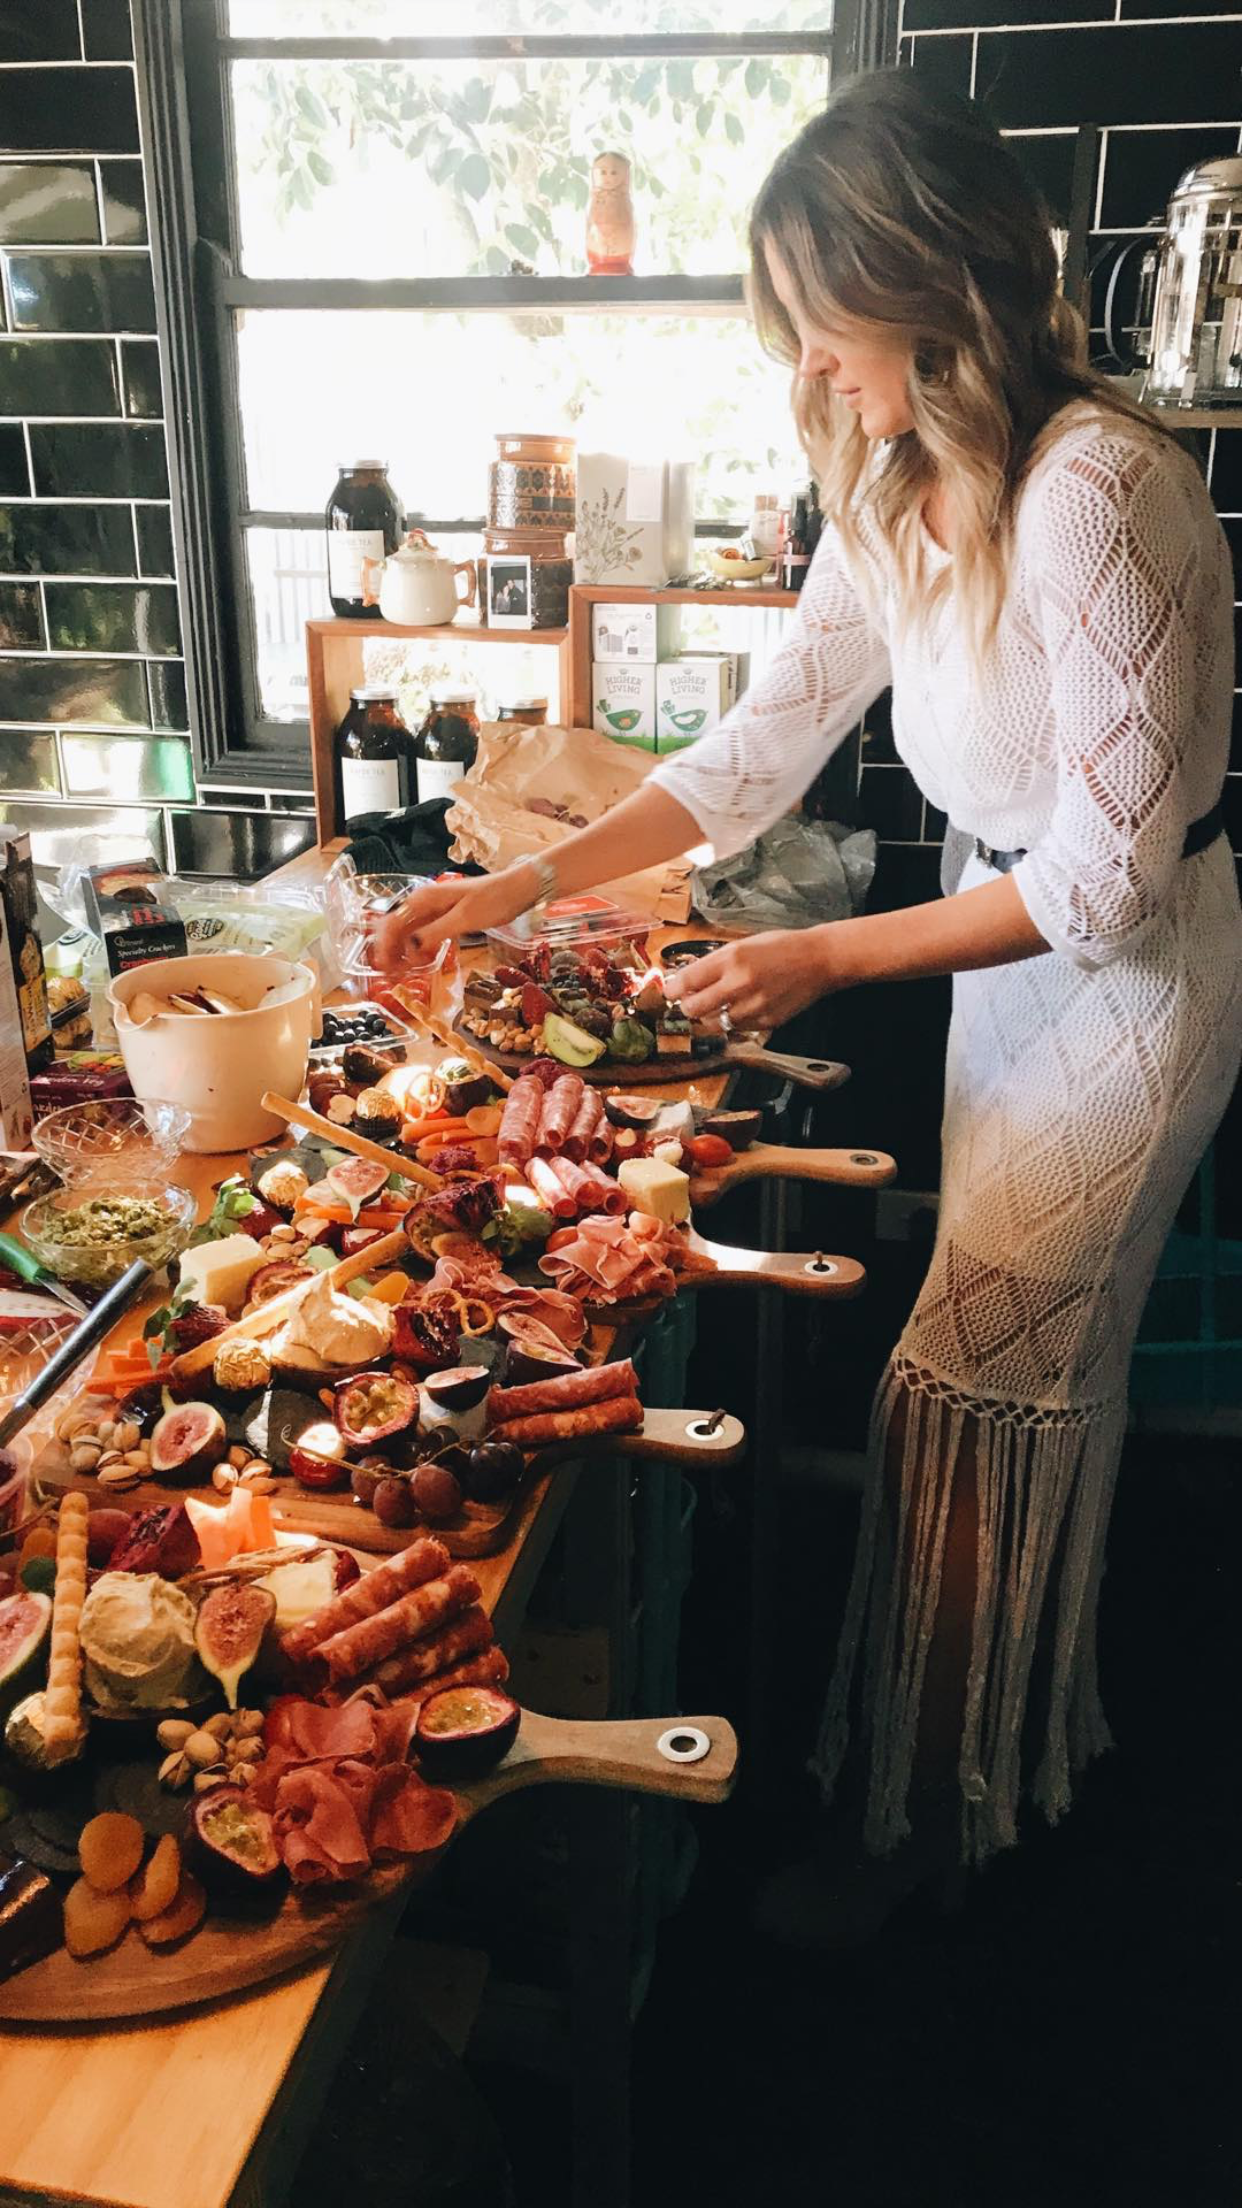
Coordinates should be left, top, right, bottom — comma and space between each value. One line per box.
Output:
763, 239, 915, 440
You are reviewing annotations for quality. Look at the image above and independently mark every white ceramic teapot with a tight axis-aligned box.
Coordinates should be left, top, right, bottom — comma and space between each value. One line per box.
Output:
362, 529, 477, 626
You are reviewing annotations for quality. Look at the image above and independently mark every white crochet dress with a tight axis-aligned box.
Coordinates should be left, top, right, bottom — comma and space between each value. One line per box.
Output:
651, 406, 1242, 1862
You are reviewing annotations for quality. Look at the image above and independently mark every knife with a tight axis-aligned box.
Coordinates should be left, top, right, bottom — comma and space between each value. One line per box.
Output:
0, 1259, 151, 1451
0, 1230, 88, 1318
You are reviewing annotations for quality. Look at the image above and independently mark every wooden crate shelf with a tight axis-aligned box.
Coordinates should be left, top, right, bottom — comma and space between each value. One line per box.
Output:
567, 580, 797, 729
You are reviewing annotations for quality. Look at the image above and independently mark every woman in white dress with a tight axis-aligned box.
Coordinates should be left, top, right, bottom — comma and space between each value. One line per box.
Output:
379, 73, 1242, 1901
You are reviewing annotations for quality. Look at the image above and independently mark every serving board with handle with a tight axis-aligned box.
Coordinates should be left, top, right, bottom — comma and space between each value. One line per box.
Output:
452, 1014, 850, 1092
34, 1405, 748, 1560
687, 1142, 897, 1210
0, 1706, 737, 2024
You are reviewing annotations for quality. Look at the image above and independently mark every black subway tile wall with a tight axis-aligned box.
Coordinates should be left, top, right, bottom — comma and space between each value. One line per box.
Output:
0, 2, 305, 874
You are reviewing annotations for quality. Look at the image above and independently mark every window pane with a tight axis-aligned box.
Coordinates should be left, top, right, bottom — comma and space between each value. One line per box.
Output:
237, 309, 803, 524
230, 3, 831, 36
232, 51, 826, 278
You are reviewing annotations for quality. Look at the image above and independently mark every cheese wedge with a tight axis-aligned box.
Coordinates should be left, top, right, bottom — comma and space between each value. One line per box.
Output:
617, 1156, 691, 1226
176, 1233, 266, 1315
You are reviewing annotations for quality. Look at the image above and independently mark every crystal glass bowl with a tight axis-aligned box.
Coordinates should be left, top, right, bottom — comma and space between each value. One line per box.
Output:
21, 1184, 198, 1289
31, 1098, 192, 1188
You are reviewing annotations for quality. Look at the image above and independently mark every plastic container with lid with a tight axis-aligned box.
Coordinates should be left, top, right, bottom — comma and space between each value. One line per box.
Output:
486, 893, 652, 959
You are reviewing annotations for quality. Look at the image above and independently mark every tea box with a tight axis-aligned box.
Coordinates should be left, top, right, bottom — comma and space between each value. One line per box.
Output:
589, 602, 683, 665
574, 455, 695, 588
591, 660, 656, 748
655, 656, 732, 752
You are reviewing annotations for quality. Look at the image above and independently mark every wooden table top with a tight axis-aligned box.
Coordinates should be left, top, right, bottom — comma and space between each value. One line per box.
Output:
0, 857, 734, 2208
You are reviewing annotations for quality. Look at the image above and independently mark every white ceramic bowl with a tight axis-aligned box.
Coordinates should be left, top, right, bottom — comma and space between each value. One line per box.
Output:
108, 952, 316, 1153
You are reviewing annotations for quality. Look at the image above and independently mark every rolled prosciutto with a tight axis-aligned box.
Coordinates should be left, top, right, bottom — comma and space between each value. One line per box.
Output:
368, 1606, 495, 1696
537, 1072, 584, 1154
318, 1564, 481, 1684
528, 1154, 577, 1219
280, 1536, 450, 1667
498, 1073, 543, 1167
562, 1088, 603, 1163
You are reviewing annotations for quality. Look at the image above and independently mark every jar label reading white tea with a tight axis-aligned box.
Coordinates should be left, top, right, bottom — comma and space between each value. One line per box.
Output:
327, 529, 385, 604
341, 756, 402, 820
416, 758, 464, 804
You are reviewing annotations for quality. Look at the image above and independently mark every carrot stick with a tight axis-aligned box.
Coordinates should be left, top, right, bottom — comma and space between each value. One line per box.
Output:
294, 1200, 412, 1228
400, 1114, 472, 1143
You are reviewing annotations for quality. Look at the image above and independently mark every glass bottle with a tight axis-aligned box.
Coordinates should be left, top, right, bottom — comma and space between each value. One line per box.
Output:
749, 490, 785, 562
414, 687, 480, 804
783, 480, 822, 593
333, 686, 414, 825
325, 461, 403, 619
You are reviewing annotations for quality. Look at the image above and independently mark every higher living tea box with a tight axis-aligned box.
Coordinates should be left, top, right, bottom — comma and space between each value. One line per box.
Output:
655, 656, 732, 753
592, 661, 656, 748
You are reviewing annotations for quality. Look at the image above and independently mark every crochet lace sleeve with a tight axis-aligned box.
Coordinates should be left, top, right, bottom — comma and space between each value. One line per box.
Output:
648, 521, 891, 862
1012, 432, 1217, 970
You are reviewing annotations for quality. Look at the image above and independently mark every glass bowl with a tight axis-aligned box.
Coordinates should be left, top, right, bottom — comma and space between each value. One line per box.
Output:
21, 1184, 198, 1289
31, 1098, 192, 1188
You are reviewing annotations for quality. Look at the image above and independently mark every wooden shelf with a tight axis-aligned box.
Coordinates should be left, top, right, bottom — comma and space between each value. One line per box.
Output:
567, 581, 797, 730
305, 617, 572, 843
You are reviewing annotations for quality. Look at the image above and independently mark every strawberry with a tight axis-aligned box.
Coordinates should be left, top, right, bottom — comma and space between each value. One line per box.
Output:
522, 982, 554, 1025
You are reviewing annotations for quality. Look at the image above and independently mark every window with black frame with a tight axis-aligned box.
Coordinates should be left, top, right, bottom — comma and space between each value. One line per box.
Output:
142, 2, 850, 786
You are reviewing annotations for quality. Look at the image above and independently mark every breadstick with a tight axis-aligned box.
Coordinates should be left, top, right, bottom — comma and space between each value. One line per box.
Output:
404, 1003, 515, 1092
44, 1489, 89, 1755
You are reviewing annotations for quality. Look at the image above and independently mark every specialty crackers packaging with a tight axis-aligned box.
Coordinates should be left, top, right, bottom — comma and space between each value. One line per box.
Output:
82, 858, 187, 978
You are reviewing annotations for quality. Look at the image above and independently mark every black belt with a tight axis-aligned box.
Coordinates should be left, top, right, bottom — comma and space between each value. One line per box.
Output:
970, 802, 1225, 875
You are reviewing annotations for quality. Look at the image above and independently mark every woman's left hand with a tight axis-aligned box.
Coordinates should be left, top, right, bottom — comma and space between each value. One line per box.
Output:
669, 927, 846, 1030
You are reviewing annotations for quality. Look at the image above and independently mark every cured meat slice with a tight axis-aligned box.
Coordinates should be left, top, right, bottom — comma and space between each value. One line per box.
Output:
588, 1116, 614, 1166
528, 1155, 576, 1219
263, 1696, 384, 1761
369, 1764, 456, 1860
537, 1072, 584, 1155
280, 1536, 450, 1667
272, 1765, 372, 1886
490, 1284, 586, 1348
549, 1156, 624, 1217
498, 1073, 543, 1167
318, 1564, 481, 1684
367, 1606, 494, 1697
394, 1645, 510, 1715
489, 1396, 644, 1448
562, 1088, 603, 1163
488, 1358, 636, 1424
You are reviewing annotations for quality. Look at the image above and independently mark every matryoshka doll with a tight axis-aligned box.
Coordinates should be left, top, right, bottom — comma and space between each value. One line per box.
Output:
586, 151, 635, 275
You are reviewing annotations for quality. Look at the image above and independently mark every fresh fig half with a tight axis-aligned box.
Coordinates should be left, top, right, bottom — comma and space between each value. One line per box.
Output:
415, 1684, 521, 1780
325, 1157, 391, 1221
333, 1371, 419, 1450
496, 1314, 581, 1387
190, 1784, 283, 1892
194, 1582, 276, 1709
602, 1092, 662, 1131
421, 1366, 490, 1416
149, 1401, 227, 1483
696, 1107, 763, 1150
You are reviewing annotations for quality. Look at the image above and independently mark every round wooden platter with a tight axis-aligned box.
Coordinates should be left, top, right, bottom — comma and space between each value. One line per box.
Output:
0, 1709, 737, 2024
452, 1013, 850, 1093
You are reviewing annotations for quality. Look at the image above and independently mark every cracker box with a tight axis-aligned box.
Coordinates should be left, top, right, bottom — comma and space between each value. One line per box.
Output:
589, 602, 683, 665
574, 454, 695, 588
0, 829, 52, 1076
592, 661, 657, 748
0, 899, 33, 1150
81, 858, 187, 978
655, 655, 732, 752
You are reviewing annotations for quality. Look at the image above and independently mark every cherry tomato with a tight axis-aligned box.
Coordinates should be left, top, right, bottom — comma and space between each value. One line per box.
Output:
684, 1133, 733, 1170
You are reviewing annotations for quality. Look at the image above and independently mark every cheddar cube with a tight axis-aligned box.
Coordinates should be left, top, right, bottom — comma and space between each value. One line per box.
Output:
617, 1156, 691, 1226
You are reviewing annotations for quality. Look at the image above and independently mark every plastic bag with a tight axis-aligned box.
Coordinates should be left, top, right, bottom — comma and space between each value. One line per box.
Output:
690, 816, 876, 933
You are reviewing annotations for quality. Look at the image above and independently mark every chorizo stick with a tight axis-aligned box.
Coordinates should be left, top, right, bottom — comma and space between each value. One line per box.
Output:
488, 1357, 636, 1424
319, 1564, 481, 1683
394, 1644, 511, 1716
488, 1395, 643, 1448
280, 1536, 450, 1666
367, 1606, 494, 1696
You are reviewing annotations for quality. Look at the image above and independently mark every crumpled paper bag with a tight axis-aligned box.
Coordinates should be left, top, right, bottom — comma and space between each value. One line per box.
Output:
445, 722, 693, 923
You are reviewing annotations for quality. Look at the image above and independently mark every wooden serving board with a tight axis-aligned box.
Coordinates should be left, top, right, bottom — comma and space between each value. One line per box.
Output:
0, 1708, 737, 2023
688, 1142, 897, 1210
453, 1014, 850, 1093
35, 1407, 748, 1560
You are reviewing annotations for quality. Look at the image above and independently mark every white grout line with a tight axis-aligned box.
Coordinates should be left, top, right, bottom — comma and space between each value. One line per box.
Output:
75, 0, 86, 59
36, 576, 48, 649
1095, 133, 1108, 231
907, 12, 1242, 27
0, 498, 171, 507
969, 29, 979, 97
19, 421, 35, 495
0, 60, 137, 68
2, 245, 151, 257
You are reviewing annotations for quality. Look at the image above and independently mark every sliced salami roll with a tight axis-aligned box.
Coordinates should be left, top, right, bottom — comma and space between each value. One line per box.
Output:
538, 1072, 584, 1154
562, 1088, 603, 1162
488, 1395, 644, 1448
318, 1564, 481, 1683
498, 1072, 543, 1167
588, 1115, 615, 1165
529, 1154, 577, 1219
280, 1535, 451, 1666
547, 1154, 624, 1218
393, 1644, 511, 1715
488, 1357, 636, 1424
368, 1606, 495, 1696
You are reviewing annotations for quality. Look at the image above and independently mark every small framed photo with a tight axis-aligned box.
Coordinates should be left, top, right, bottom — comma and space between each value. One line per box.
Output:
487, 554, 533, 629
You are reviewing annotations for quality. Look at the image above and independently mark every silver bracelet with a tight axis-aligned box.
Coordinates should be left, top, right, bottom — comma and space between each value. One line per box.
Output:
520, 853, 559, 911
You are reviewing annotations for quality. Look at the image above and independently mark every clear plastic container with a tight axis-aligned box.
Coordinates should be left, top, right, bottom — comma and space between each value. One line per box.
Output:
485, 893, 652, 960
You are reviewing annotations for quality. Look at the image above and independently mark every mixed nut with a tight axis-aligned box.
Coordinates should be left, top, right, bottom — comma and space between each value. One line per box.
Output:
156, 1707, 266, 1794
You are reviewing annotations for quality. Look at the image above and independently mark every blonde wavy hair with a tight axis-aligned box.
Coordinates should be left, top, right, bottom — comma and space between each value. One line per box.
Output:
749, 71, 1165, 662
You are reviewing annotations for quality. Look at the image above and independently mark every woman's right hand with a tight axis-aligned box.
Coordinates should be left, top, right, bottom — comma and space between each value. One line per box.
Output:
368, 864, 535, 971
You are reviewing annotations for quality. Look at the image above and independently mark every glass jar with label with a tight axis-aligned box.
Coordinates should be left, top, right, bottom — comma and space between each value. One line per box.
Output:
333, 686, 414, 826
325, 461, 403, 618
749, 491, 785, 562
496, 695, 549, 727
414, 687, 480, 804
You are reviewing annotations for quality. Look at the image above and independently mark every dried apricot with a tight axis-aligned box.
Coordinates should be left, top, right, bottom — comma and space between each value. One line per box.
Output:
129, 1833, 182, 1923
78, 1810, 144, 1894
17, 1525, 57, 1569
139, 1869, 207, 1948
64, 1876, 131, 1959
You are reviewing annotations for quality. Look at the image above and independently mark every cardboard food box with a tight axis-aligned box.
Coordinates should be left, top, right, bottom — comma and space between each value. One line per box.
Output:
0, 899, 34, 1150
574, 454, 695, 588
655, 655, 733, 752
592, 661, 657, 748
0, 829, 52, 1077
589, 601, 683, 665
81, 858, 187, 979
